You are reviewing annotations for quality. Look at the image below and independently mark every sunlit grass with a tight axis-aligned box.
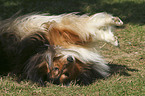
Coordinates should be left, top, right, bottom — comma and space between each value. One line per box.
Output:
0, 0, 145, 95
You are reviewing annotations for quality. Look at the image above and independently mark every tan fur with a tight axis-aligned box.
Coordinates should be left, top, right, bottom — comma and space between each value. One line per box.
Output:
44, 22, 92, 46
50, 56, 86, 83
0, 12, 123, 85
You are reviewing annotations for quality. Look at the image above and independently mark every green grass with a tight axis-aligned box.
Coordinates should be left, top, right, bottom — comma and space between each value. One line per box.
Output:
0, 0, 145, 95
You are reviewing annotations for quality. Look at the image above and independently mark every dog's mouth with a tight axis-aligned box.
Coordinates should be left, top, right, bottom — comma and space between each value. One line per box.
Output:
48, 73, 71, 85
47, 66, 71, 85
47, 56, 75, 85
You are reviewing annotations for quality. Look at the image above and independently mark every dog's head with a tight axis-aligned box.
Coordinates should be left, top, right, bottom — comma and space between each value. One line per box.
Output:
46, 47, 109, 85
23, 47, 83, 85
48, 55, 83, 85
23, 45, 108, 86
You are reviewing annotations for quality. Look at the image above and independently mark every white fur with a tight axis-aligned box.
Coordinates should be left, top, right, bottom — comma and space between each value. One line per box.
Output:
2, 12, 123, 46
0, 12, 123, 83
0, 12, 123, 77
56, 46, 110, 77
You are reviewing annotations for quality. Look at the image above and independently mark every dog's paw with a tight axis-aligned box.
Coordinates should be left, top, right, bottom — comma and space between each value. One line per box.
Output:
111, 17, 123, 26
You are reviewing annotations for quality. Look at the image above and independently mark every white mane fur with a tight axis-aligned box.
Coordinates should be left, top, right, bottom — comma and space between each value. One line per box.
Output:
56, 46, 109, 77
1, 12, 123, 46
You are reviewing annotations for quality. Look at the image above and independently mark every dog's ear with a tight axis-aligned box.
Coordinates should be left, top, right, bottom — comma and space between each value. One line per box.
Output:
22, 45, 56, 85
35, 44, 50, 53
13, 32, 51, 70
18, 31, 50, 55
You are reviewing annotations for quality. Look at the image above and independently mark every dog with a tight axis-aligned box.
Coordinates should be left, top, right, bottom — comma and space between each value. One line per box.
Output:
0, 12, 123, 85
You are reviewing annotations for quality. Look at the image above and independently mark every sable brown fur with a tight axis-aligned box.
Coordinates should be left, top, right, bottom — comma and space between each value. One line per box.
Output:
0, 12, 123, 86
44, 22, 92, 46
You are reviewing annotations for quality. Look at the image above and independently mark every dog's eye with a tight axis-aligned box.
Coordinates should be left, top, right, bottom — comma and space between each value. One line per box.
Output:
53, 67, 59, 71
67, 56, 74, 62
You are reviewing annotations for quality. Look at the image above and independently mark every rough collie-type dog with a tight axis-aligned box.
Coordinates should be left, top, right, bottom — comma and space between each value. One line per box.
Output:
0, 12, 123, 85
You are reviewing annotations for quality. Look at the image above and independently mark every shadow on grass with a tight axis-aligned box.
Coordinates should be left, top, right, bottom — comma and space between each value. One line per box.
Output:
0, 0, 144, 25
0, 61, 139, 86
0, 0, 142, 86
108, 62, 138, 76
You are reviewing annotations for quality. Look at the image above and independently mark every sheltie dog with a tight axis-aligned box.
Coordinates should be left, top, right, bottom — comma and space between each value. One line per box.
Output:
0, 12, 123, 85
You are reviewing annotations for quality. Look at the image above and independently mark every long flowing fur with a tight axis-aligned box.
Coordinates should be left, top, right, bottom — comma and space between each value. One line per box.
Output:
54, 46, 110, 85
0, 12, 123, 85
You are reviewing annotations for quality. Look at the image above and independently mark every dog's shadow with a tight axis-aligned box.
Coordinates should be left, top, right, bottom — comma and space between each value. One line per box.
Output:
0, 61, 139, 86
0, 62, 138, 77
108, 62, 138, 77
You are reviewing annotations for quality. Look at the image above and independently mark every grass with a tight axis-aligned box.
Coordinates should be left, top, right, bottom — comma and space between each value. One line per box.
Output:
0, 0, 145, 95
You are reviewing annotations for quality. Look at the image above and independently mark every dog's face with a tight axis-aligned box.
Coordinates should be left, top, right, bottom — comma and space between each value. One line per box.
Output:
49, 55, 84, 85
49, 55, 104, 85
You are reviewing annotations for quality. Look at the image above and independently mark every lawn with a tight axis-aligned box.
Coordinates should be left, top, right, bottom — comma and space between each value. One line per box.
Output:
0, 0, 145, 95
